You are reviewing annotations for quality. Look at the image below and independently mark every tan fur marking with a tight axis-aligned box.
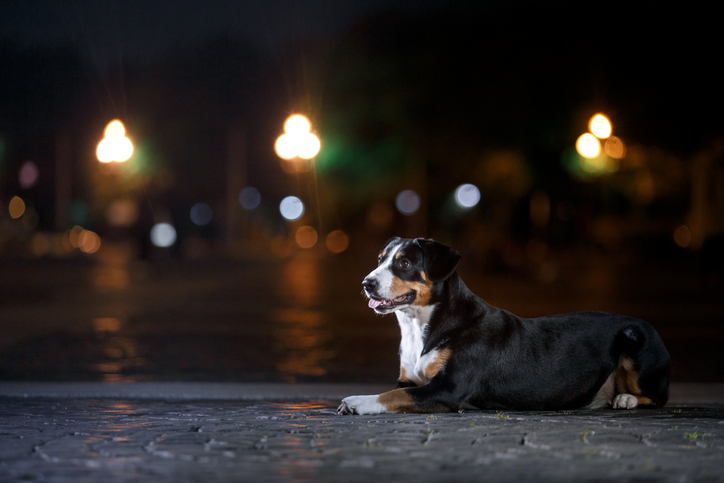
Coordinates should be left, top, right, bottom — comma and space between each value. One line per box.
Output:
614, 357, 654, 406
424, 348, 452, 380
390, 276, 432, 306
399, 366, 414, 385
395, 252, 402, 259
378, 388, 416, 413
420, 271, 432, 286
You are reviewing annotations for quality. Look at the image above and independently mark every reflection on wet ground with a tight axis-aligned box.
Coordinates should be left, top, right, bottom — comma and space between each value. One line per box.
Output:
0, 242, 722, 383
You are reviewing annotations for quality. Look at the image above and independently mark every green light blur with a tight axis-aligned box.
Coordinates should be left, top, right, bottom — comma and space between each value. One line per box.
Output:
315, 136, 405, 179
118, 140, 155, 177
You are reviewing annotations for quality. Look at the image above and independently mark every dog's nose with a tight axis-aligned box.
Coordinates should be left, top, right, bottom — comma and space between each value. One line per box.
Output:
362, 278, 378, 293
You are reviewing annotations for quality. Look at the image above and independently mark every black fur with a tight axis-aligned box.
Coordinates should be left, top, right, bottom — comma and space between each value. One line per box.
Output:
383, 238, 670, 411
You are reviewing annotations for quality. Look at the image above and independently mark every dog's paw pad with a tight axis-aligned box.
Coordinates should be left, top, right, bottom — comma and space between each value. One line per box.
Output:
612, 393, 638, 409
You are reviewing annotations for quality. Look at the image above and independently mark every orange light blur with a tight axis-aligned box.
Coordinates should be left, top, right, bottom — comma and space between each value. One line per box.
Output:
325, 230, 349, 253
576, 133, 601, 159
78, 229, 101, 254
674, 225, 692, 248
604, 136, 626, 159
589, 114, 612, 139
295, 225, 318, 248
8, 196, 25, 219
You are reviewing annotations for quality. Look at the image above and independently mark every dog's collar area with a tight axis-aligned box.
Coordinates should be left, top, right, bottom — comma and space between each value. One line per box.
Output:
368, 291, 416, 311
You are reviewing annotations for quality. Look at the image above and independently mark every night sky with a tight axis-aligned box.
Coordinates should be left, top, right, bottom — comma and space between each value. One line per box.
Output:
2, 0, 432, 64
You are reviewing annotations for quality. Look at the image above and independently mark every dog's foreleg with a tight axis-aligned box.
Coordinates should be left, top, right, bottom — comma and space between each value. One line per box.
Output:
338, 383, 458, 415
337, 389, 414, 415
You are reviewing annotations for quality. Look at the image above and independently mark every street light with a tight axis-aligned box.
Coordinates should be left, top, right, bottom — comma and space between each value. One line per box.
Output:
97, 120, 133, 163
274, 114, 320, 160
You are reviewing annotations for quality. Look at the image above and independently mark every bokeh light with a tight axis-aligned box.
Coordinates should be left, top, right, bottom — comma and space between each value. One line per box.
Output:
284, 115, 311, 135
78, 229, 101, 254
674, 225, 692, 248
275, 114, 321, 160
104, 120, 126, 138
576, 133, 601, 159
395, 189, 421, 216
19, 161, 39, 189
279, 196, 305, 221
454, 184, 481, 208
296, 133, 321, 159
295, 225, 318, 248
8, 196, 25, 219
190, 202, 213, 226
604, 136, 626, 159
68, 225, 84, 249
97, 120, 133, 163
589, 114, 612, 139
275, 134, 298, 160
239, 187, 261, 210
150, 222, 177, 247
326, 230, 349, 253
106, 199, 139, 227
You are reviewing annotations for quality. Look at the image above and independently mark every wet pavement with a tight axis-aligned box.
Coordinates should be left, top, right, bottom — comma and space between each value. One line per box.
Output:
1, 241, 723, 384
1, 383, 723, 482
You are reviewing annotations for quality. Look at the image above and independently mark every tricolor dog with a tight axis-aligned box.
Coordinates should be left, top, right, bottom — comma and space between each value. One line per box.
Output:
338, 237, 670, 415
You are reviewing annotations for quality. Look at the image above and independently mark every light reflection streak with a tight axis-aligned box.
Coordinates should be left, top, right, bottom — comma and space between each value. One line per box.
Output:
273, 253, 336, 381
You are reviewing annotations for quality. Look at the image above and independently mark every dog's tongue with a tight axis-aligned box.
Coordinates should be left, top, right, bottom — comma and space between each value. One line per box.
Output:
368, 298, 384, 309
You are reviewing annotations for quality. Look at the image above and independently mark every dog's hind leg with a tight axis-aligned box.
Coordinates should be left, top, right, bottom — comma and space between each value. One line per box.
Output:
612, 324, 670, 409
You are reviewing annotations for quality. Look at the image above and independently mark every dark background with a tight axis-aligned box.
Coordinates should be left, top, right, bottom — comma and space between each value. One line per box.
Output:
1, 1, 722, 384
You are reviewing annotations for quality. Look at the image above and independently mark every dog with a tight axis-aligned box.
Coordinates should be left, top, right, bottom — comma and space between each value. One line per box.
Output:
337, 237, 670, 415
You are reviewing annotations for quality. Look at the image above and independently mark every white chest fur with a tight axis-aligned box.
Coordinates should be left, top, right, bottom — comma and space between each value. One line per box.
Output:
396, 304, 441, 386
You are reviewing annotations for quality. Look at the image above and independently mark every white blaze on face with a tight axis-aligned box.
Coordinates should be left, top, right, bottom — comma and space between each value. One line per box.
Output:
365, 243, 402, 301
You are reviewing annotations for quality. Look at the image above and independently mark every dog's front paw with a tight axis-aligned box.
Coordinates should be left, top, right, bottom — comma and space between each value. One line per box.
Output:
612, 393, 639, 409
337, 395, 386, 415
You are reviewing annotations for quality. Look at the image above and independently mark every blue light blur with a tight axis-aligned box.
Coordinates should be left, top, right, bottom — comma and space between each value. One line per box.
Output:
395, 190, 420, 216
150, 223, 177, 248
239, 187, 261, 210
454, 184, 480, 208
280, 196, 305, 221
190, 202, 213, 226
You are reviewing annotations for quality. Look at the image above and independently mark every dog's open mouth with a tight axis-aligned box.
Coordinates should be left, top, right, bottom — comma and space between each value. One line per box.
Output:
367, 291, 416, 310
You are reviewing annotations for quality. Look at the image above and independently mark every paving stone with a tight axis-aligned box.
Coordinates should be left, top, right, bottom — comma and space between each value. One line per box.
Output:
1, 397, 723, 482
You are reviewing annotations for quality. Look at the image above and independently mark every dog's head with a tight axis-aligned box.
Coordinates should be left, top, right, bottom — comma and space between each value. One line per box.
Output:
362, 237, 460, 314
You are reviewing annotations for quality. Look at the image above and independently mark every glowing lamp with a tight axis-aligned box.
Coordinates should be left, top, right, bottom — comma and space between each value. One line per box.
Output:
576, 133, 601, 159
589, 114, 612, 139
97, 120, 133, 163
275, 114, 320, 160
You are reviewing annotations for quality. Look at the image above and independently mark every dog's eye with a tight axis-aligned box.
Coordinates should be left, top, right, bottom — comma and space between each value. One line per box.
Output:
377, 255, 383, 265
399, 259, 411, 269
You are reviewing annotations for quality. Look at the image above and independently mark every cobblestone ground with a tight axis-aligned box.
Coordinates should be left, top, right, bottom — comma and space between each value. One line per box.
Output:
1, 398, 722, 482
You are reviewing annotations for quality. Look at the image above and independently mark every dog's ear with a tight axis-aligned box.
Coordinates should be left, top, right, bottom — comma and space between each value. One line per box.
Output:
415, 238, 460, 282
383, 236, 402, 248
